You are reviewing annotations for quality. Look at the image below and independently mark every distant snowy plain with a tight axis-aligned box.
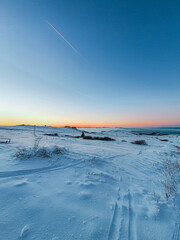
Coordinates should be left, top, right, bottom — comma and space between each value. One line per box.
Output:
0, 126, 180, 239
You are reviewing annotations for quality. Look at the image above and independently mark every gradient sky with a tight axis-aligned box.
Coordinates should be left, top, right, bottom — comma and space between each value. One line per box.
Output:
0, 0, 180, 127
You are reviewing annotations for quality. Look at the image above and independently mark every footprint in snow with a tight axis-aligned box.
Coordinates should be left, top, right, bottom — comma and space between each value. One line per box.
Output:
14, 180, 28, 187
78, 181, 95, 188
65, 180, 72, 185
78, 191, 92, 200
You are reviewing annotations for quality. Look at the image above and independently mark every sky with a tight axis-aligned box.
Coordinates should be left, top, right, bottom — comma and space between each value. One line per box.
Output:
0, 0, 180, 127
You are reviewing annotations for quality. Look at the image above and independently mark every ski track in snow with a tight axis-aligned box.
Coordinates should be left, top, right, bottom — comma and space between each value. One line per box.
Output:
108, 202, 121, 240
172, 222, 180, 240
108, 189, 137, 240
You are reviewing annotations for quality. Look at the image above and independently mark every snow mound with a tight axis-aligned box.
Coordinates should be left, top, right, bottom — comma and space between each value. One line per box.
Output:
15, 146, 66, 159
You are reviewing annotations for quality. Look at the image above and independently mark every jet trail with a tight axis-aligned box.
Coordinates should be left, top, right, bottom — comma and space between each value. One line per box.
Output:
46, 21, 80, 55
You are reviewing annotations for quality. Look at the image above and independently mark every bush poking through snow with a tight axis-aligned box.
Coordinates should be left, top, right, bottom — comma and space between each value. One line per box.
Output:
83, 136, 115, 141
44, 133, 58, 136
52, 146, 63, 155
33, 137, 42, 150
175, 145, 180, 150
15, 146, 66, 159
131, 140, 147, 145
162, 159, 180, 201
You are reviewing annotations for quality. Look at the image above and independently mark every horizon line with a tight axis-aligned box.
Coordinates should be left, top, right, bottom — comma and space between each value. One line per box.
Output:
1, 124, 180, 128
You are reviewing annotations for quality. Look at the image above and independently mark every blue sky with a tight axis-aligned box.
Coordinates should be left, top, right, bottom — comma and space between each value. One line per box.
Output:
0, 0, 180, 127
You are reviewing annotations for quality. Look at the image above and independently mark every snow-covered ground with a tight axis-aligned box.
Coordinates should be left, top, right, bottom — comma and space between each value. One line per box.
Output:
0, 126, 180, 240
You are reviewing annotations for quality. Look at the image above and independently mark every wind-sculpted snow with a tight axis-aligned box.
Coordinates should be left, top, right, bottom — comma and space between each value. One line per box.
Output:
0, 160, 84, 178
0, 126, 179, 239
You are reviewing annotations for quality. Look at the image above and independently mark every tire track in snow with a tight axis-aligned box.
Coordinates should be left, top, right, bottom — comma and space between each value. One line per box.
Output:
108, 190, 137, 240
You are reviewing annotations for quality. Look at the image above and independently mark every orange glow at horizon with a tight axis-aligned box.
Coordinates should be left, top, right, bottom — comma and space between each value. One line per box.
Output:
0, 118, 180, 128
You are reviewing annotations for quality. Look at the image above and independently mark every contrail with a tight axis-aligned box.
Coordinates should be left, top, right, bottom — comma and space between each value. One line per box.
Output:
46, 20, 80, 55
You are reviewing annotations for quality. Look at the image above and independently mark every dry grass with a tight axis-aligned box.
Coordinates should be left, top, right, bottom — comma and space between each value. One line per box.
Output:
162, 159, 180, 200
15, 146, 65, 159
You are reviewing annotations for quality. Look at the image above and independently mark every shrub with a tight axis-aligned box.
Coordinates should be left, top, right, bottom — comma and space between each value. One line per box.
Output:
15, 146, 65, 159
44, 133, 58, 136
83, 136, 115, 141
131, 140, 147, 145
162, 159, 180, 200
175, 146, 180, 150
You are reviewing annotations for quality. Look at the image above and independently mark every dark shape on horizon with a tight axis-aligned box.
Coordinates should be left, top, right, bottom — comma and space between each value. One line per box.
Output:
132, 131, 168, 136
44, 133, 58, 137
65, 131, 115, 141
64, 126, 78, 130
83, 136, 115, 141
131, 140, 147, 145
